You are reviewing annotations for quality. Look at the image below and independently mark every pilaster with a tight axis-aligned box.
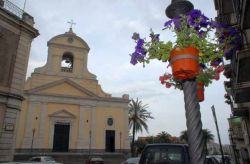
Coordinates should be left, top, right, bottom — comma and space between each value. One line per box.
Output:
22, 102, 37, 148
36, 102, 47, 148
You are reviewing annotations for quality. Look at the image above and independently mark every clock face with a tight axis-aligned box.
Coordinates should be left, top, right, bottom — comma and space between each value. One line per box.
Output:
107, 118, 113, 126
67, 37, 74, 43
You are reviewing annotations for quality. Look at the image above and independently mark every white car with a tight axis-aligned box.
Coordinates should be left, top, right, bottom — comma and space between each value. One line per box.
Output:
121, 157, 140, 164
26, 156, 62, 164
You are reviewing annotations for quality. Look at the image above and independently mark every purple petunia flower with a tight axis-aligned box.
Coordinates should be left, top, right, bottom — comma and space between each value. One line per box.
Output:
188, 9, 202, 19
211, 58, 223, 66
200, 15, 209, 27
137, 39, 144, 47
135, 46, 146, 55
172, 17, 181, 30
132, 32, 140, 41
164, 20, 173, 27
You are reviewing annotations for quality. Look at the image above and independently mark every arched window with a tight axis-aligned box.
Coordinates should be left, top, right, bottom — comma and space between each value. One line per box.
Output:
61, 52, 73, 73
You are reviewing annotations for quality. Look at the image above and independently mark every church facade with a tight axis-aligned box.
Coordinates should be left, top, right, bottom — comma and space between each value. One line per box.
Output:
15, 29, 130, 153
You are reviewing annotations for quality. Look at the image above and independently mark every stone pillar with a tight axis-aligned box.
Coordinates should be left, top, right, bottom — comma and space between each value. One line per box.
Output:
36, 103, 47, 148
22, 102, 37, 148
77, 105, 87, 149
90, 106, 96, 149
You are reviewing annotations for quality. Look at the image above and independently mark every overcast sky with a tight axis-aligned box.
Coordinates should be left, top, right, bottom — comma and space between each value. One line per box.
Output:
11, 0, 232, 144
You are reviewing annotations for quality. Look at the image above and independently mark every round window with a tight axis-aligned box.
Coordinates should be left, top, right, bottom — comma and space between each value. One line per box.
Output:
67, 37, 74, 43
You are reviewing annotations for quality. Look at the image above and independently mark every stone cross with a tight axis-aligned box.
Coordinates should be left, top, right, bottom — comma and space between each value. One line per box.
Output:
67, 19, 76, 29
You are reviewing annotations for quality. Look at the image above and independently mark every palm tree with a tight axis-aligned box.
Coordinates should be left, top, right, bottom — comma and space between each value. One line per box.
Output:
128, 98, 154, 157
179, 129, 214, 154
156, 131, 172, 143
179, 130, 188, 143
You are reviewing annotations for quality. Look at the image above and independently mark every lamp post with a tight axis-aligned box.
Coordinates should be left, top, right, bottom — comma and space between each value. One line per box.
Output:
211, 105, 225, 164
166, 1, 205, 164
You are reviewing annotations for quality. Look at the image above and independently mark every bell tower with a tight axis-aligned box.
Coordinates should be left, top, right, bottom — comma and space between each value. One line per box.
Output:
34, 28, 96, 79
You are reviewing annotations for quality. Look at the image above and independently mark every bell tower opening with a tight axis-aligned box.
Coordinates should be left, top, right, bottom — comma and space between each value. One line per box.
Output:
61, 52, 74, 73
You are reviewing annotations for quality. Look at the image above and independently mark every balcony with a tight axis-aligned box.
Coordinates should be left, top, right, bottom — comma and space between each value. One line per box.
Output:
231, 49, 250, 104
214, 0, 240, 26
0, 0, 34, 26
228, 117, 244, 139
241, 0, 250, 29
0, 0, 23, 18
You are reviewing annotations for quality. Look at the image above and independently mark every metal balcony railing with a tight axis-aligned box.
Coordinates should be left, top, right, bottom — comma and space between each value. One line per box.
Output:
1, 0, 23, 18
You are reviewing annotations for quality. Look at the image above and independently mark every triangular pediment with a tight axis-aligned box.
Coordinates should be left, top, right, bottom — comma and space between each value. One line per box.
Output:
49, 109, 76, 118
26, 78, 97, 98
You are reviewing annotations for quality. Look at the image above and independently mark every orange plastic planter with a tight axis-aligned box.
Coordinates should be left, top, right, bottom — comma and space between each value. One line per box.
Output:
197, 82, 204, 102
170, 47, 199, 80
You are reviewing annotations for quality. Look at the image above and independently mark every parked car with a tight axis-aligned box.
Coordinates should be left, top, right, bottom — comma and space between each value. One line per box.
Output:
87, 157, 104, 164
205, 156, 220, 164
210, 155, 233, 164
0, 156, 62, 164
121, 157, 140, 164
27, 156, 62, 164
139, 144, 190, 164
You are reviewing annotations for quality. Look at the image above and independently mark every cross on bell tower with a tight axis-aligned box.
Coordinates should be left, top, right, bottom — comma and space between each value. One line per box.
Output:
67, 19, 76, 32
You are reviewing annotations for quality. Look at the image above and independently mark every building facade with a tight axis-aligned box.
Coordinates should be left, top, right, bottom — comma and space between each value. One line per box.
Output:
214, 0, 250, 164
0, 0, 38, 161
15, 28, 130, 154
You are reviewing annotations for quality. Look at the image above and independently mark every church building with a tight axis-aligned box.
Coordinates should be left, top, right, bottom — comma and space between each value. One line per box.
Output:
15, 28, 130, 153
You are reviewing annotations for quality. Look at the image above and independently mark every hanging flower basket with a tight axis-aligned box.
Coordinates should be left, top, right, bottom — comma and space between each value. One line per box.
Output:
197, 82, 204, 102
170, 46, 199, 80
129, 9, 241, 91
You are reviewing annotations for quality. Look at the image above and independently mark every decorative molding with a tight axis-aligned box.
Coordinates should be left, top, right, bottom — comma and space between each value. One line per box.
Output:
27, 94, 128, 109
49, 109, 76, 118
26, 78, 98, 97
47, 33, 90, 51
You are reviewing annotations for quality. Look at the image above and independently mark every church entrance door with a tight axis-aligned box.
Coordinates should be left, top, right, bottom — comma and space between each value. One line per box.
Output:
105, 130, 115, 152
53, 123, 70, 152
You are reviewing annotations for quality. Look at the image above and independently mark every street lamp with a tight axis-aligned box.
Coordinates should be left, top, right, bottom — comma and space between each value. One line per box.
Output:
165, 0, 193, 18
165, 1, 205, 164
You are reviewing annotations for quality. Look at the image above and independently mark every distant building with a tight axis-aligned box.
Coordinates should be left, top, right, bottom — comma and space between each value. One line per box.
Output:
15, 28, 130, 154
207, 142, 231, 155
213, 0, 250, 164
0, 0, 38, 161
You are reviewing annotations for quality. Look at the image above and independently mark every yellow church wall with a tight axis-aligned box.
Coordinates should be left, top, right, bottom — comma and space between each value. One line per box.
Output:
95, 106, 125, 149
44, 103, 79, 149
39, 83, 89, 97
